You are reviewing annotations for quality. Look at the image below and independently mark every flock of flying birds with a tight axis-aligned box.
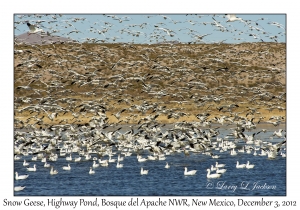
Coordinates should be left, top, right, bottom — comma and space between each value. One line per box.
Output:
14, 14, 285, 44
14, 14, 286, 193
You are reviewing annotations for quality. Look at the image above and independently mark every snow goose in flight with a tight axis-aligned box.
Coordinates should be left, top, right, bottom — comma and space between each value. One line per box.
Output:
273, 129, 284, 138
27, 23, 43, 34
225, 14, 247, 25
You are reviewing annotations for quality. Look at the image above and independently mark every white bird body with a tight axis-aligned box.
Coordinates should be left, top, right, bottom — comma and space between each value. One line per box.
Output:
74, 156, 81, 162
267, 151, 277, 159
147, 155, 157, 160
44, 161, 50, 168
236, 161, 246, 168
93, 160, 99, 168
89, 167, 95, 174
15, 172, 29, 180
98, 158, 108, 164
118, 154, 124, 162
109, 156, 116, 163
216, 167, 227, 174
226, 14, 247, 25
62, 164, 71, 170
116, 161, 123, 168
215, 162, 225, 168
14, 186, 26, 191
14, 155, 21, 160
138, 156, 147, 162
207, 169, 221, 178
23, 160, 29, 166
140, 167, 148, 175
50, 167, 58, 175
101, 161, 109, 167
230, 149, 237, 156
27, 23, 43, 34
246, 161, 255, 169
158, 155, 166, 160
66, 154, 72, 161
184, 167, 197, 175
273, 129, 283, 138
165, 162, 170, 169
27, 164, 36, 171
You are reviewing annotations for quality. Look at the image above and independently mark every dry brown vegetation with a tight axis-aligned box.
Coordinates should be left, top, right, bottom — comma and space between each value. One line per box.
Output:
14, 42, 286, 128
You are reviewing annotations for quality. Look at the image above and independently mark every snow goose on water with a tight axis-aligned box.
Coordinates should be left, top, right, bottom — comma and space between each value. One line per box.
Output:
62, 164, 71, 170
14, 186, 26, 191
15, 172, 29, 180
215, 162, 225, 168
23, 160, 29, 166
14, 155, 21, 160
138, 156, 147, 162
44, 161, 50, 168
140, 167, 148, 175
118, 154, 124, 162
50, 167, 58, 175
89, 167, 95, 174
108, 155, 116, 163
216, 167, 227, 174
66, 154, 72, 161
74, 156, 81, 162
27, 164, 36, 171
165, 162, 170, 169
101, 161, 109, 167
246, 161, 255, 169
116, 161, 123, 168
92, 160, 99, 168
236, 161, 246, 169
230, 149, 237, 156
206, 169, 221, 178
184, 167, 197, 176
98, 158, 108, 163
